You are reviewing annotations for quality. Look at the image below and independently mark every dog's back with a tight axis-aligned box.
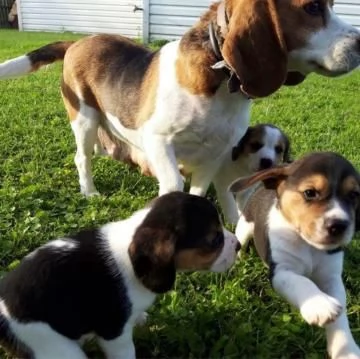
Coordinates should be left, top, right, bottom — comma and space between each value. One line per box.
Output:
241, 186, 276, 263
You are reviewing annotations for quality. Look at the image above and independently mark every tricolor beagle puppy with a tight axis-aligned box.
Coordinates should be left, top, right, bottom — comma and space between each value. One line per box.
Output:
230, 152, 360, 359
96, 123, 290, 224
0, 192, 240, 359
213, 123, 290, 224
0, 1, 360, 198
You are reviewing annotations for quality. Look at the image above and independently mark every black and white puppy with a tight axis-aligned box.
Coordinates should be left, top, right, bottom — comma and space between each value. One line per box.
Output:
0, 192, 240, 359
230, 152, 360, 359
213, 123, 290, 224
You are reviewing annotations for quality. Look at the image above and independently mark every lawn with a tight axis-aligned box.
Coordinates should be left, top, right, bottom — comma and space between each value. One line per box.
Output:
0, 29, 359, 358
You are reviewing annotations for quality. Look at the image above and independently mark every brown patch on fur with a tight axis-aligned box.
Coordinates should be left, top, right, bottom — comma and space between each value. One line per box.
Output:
61, 79, 80, 121
175, 246, 223, 271
280, 186, 326, 240
341, 176, 360, 196
136, 55, 160, 125
297, 174, 328, 194
176, 3, 227, 96
27, 41, 75, 72
62, 34, 159, 129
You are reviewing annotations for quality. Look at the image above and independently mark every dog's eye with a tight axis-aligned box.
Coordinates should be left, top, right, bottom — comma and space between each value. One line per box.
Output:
250, 142, 263, 152
275, 145, 283, 154
211, 232, 224, 248
304, 1, 324, 16
303, 189, 319, 200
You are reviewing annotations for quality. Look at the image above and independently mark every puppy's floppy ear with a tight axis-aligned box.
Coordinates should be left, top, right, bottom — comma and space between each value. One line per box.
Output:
283, 72, 306, 87
229, 164, 291, 193
282, 133, 292, 163
232, 127, 252, 161
221, 0, 287, 98
129, 227, 176, 294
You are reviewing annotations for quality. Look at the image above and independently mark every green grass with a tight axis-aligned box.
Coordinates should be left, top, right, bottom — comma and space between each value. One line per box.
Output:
0, 29, 360, 358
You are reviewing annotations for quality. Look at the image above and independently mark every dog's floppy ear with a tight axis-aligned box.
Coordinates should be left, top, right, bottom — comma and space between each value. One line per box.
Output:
232, 127, 252, 161
283, 72, 306, 87
229, 164, 291, 193
129, 227, 176, 294
282, 133, 292, 163
221, 0, 287, 98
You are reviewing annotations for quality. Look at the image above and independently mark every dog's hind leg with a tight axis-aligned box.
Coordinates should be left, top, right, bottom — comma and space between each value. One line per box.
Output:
62, 89, 100, 196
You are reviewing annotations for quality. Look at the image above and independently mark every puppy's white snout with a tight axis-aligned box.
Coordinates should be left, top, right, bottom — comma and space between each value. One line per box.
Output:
210, 229, 238, 272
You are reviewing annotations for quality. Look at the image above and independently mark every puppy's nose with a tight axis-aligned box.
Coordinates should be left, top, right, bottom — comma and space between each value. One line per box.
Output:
325, 219, 349, 237
235, 241, 241, 252
260, 158, 273, 170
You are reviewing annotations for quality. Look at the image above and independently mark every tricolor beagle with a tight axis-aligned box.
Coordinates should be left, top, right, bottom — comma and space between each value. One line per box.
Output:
0, 0, 360, 197
0, 192, 240, 358
230, 152, 360, 359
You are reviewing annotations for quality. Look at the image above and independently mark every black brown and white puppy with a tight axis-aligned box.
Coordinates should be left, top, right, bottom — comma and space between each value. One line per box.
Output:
0, 192, 240, 359
212, 123, 290, 224
96, 123, 290, 225
230, 152, 360, 359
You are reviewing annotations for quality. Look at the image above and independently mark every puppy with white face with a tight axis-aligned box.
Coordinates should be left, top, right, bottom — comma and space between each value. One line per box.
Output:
212, 124, 290, 224
230, 152, 360, 359
0, 192, 240, 359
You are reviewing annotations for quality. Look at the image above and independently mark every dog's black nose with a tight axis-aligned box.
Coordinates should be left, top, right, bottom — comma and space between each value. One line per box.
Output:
235, 241, 241, 252
325, 219, 349, 237
260, 158, 273, 170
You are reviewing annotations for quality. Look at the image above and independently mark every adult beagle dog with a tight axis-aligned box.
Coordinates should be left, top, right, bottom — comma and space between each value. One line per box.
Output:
0, 0, 360, 197
230, 152, 360, 358
0, 192, 240, 358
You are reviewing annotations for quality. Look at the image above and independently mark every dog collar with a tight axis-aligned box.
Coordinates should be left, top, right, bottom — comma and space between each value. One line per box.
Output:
326, 246, 344, 255
208, 2, 247, 96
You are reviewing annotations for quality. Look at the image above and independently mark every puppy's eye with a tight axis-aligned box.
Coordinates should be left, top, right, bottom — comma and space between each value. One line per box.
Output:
250, 142, 263, 152
211, 232, 224, 248
304, 1, 324, 16
348, 190, 360, 202
275, 145, 283, 154
303, 189, 319, 200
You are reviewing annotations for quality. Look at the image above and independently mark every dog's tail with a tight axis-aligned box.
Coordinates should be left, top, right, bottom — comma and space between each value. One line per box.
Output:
0, 41, 75, 80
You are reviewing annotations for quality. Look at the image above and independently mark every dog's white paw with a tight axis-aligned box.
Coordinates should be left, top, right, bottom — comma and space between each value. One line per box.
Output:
329, 342, 360, 359
135, 312, 148, 326
300, 293, 342, 327
81, 188, 100, 197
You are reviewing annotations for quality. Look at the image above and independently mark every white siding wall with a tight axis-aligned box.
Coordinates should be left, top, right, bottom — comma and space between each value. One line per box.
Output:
19, 0, 143, 38
334, 0, 360, 29
148, 0, 360, 40
149, 0, 210, 40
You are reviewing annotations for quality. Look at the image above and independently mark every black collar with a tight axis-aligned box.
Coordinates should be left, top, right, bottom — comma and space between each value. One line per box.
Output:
208, 2, 247, 96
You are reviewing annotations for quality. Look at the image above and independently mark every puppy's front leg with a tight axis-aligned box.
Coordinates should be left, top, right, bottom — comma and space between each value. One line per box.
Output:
142, 132, 184, 195
99, 326, 136, 359
319, 275, 360, 359
272, 268, 343, 327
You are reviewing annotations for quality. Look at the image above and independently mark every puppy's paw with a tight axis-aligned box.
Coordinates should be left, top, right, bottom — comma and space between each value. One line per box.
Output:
329, 342, 360, 359
300, 293, 342, 327
135, 311, 148, 326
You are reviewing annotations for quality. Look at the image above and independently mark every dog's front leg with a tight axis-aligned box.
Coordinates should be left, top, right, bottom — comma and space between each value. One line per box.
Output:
213, 174, 239, 224
142, 132, 184, 195
272, 268, 343, 327
319, 275, 360, 359
99, 326, 136, 359
190, 162, 222, 197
